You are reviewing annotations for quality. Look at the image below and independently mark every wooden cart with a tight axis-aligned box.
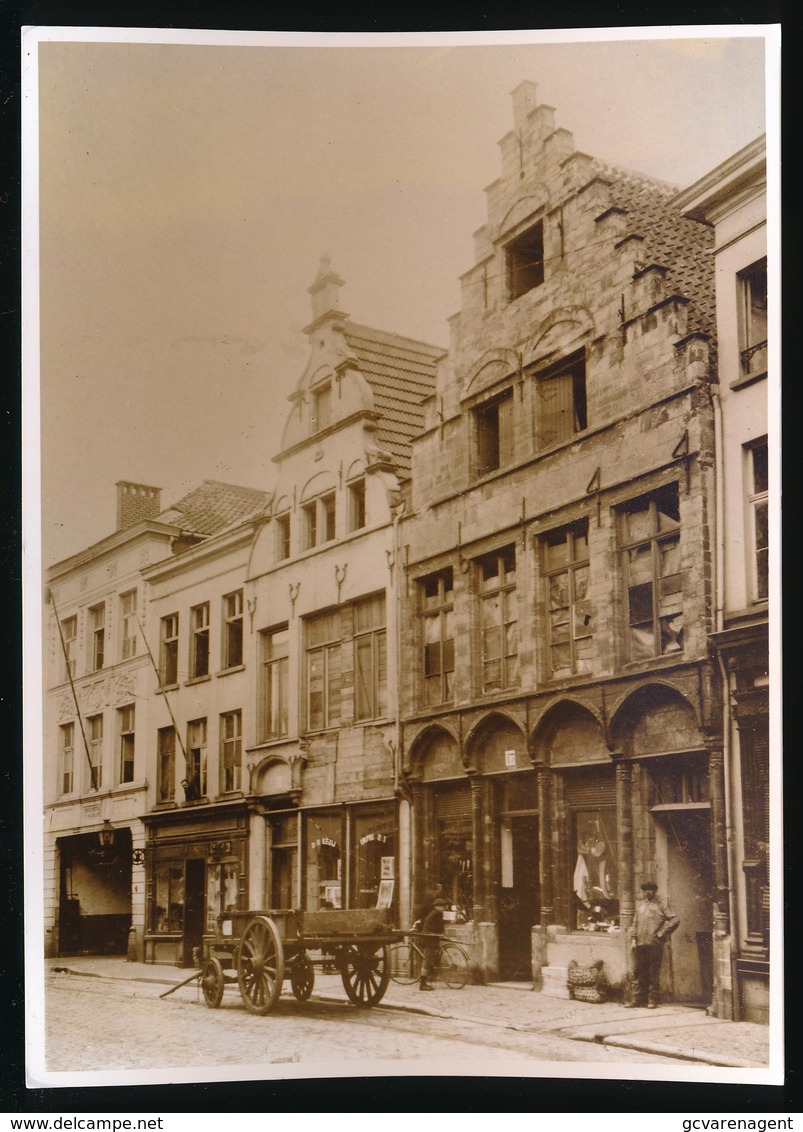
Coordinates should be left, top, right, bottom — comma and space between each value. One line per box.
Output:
198, 907, 397, 1015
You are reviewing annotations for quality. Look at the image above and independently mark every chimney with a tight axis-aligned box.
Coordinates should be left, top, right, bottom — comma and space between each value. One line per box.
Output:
512, 80, 539, 129
307, 255, 348, 328
116, 481, 162, 530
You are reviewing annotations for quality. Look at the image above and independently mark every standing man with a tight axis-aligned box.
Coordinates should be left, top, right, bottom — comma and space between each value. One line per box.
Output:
418, 892, 448, 991
627, 880, 679, 1008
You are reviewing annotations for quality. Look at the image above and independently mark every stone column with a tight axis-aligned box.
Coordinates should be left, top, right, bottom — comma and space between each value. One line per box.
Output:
536, 764, 553, 927
708, 742, 730, 935
482, 777, 497, 924
614, 755, 634, 929
410, 781, 426, 916
469, 774, 485, 921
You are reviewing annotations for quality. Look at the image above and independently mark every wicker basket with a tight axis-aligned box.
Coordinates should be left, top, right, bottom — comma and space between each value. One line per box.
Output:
567, 958, 608, 1003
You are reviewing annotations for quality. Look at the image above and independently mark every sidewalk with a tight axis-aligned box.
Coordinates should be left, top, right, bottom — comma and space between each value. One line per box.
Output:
46, 956, 770, 1069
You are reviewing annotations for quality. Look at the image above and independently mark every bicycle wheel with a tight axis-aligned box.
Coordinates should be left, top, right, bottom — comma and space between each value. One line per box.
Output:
389, 941, 420, 985
438, 941, 470, 989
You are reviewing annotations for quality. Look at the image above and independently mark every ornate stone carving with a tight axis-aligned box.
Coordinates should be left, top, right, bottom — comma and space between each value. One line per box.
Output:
82, 679, 107, 713
113, 672, 137, 703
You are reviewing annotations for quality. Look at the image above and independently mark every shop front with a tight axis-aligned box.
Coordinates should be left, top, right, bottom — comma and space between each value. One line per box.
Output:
142, 802, 250, 966
263, 800, 398, 916
532, 685, 718, 1007
406, 716, 540, 982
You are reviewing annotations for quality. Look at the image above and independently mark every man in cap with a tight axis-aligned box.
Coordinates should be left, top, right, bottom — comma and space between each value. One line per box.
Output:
626, 881, 679, 1008
418, 890, 449, 991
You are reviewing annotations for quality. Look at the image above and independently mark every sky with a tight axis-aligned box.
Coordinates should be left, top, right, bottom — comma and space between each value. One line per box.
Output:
27, 28, 772, 566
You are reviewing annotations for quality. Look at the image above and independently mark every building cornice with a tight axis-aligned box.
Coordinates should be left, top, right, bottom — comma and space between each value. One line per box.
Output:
46, 521, 180, 582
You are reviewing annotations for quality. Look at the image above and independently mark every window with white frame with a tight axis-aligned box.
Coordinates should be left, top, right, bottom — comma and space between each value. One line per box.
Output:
190, 603, 210, 679
533, 352, 587, 450
60, 722, 74, 795
87, 713, 103, 790
473, 389, 514, 478
301, 500, 318, 549
88, 603, 105, 672
544, 521, 593, 678
354, 594, 387, 722
157, 725, 175, 803
505, 220, 544, 300
160, 614, 179, 687
477, 546, 518, 692
186, 718, 207, 799
748, 440, 769, 602
419, 569, 455, 706
118, 704, 135, 784
275, 512, 291, 562
222, 590, 244, 669
310, 382, 332, 433
60, 615, 77, 681
260, 625, 289, 741
305, 610, 342, 732
220, 710, 242, 793
302, 493, 336, 550
120, 590, 138, 660
620, 483, 683, 660
348, 479, 366, 532
738, 258, 768, 380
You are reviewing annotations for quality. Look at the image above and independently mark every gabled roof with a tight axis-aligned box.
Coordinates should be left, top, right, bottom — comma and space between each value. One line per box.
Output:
343, 323, 444, 480
605, 164, 716, 340
156, 479, 270, 536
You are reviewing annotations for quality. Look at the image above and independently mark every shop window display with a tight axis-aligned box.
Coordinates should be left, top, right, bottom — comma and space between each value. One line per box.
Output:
206, 862, 239, 931
153, 864, 184, 933
353, 807, 395, 909
306, 811, 342, 910
572, 810, 619, 930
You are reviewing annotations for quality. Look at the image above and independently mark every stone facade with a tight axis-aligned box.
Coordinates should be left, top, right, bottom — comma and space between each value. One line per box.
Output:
398, 82, 724, 1001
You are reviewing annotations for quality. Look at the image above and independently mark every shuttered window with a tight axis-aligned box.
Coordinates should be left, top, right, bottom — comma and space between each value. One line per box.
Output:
474, 389, 514, 478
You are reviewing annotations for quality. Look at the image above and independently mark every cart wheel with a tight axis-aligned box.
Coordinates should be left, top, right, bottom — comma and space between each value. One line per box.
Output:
201, 957, 225, 1008
340, 943, 390, 1008
237, 915, 285, 1015
290, 955, 315, 1001
439, 941, 470, 989
389, 942, 419, 985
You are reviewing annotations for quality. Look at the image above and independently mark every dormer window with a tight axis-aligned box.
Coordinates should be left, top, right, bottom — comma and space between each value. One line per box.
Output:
311, 383, 332, 434
505, 220, 544, 301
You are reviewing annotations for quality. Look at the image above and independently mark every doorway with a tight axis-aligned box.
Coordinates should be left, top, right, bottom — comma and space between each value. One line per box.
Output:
497, 814, 539, 980
654, 808, 713, 1005
183, 858, 206, 967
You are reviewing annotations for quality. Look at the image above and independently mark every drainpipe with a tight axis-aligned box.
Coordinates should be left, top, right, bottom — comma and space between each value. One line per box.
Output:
391, 502, 412, 925
712, 385, 737, 956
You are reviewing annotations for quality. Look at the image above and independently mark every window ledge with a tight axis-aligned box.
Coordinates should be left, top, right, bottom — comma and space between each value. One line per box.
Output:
620, 652, 685, 675
248, 736, 291, 752
157, 684, 179, 695
730, 370, 767, 391
185, 674, 211, 687
217, 664, 245, 678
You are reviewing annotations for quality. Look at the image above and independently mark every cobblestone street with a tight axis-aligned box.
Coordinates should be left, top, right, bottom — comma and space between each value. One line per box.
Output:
44, 970, 685, 1076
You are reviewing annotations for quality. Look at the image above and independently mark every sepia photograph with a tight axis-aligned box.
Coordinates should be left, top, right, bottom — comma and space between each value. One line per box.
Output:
21, 24, 781, 1094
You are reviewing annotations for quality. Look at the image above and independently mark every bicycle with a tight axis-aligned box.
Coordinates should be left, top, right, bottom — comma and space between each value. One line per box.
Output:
389, 932, 471, 988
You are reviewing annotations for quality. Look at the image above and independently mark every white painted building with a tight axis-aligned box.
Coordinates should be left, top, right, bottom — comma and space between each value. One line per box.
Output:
675, 135, 771, 1021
